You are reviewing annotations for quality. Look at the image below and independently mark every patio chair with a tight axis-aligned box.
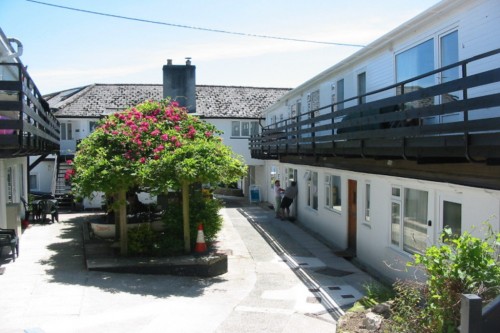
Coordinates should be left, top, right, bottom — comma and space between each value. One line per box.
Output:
0, 228, 19, 262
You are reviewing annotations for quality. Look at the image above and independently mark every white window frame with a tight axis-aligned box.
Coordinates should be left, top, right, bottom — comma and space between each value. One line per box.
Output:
232, 120, 259, 138
390, 185, 429, 255
337, 79, 345, 110
325, 174, 342, 213
231, 121, 241, 137
89, 120, 98, 133
60, 121, 73, 140
306, 170, 318, 210
364, 182, 371, 222
438, 194, 462, 240
7, 166, 19, 204
29, 173, 39, 191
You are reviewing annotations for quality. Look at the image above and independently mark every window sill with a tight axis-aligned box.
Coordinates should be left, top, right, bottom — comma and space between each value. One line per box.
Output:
305, 206, 319, 214
387, 244, 415, 261
324, 206, 342, 215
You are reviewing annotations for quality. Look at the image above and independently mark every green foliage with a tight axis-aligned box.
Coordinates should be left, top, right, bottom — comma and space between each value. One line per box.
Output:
389, 225, 500, 333
389, 280, 438, 333
128, 224, 157, 255
71, 98, 246, 201
161, 193, 224, 248
70, 99, 247, 253
359, 281, 394, 308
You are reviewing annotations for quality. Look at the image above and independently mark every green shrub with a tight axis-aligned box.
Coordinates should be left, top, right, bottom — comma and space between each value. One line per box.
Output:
161, 193, 224, 250
128, 223, 157, 256
389, 225, 500, 333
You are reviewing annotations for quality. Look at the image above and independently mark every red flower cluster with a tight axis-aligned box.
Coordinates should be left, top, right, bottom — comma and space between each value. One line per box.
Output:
64, 168, 76, 180
88, 100, 219, 166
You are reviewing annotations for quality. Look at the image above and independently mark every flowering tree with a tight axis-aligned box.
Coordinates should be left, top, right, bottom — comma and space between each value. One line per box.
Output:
71, 99, 247, 254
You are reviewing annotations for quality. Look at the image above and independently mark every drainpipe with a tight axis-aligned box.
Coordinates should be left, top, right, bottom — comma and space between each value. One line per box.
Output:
0, 37, 23, 62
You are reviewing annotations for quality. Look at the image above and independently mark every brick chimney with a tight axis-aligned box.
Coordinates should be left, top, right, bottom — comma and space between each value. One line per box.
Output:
162, 58, 196, 113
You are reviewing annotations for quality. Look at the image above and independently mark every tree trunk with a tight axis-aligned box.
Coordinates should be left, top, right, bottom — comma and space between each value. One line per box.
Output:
113, 192, 120, 240
117, 190, 128, 255
182, 181, 190, 253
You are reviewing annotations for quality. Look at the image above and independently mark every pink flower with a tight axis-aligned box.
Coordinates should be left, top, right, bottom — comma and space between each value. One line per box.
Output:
150, 129, 160, 136
205, 131, 212, 138
161, 134, 169, 141
139, 157, 146, 164
153, 145, 164, 153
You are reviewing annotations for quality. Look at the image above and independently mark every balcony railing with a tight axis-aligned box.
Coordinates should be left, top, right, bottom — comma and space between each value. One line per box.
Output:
250, 49, 500, 164
0, 62, 59, 157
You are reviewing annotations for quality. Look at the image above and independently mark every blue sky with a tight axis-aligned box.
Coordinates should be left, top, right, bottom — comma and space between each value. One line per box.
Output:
1, 0, 441, 94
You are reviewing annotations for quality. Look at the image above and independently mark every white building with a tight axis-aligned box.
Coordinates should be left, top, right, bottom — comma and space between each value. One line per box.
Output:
32, 61, 290, 208
0, 28, 59, 236
250, 0, 500, 282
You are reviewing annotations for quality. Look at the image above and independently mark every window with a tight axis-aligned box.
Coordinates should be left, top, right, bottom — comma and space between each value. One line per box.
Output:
357, 72, 366, 104
365, 183, 371, 221
250, 122, 259, 136
306, 170, 318, 210
337, 79, 345, 110
396, 39, 434, 86
60, 122, 73, 140
29, 174, 38, 191
285, 167, 295, 185
232, 120, 259, 137
231, 121, 240, 137
442, 200, 461, 236
396, 39, 434, 109
391, 186, 429, 255
325, 174, 341, 212
440, 30, 460, 103
308, 90, 320, 115
89, 121, 98, 133
241, 122, 250, 136
7, 166, 14, 203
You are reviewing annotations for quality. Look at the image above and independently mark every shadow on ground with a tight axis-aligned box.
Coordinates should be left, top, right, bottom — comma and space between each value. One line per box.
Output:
37, 213, 226, 298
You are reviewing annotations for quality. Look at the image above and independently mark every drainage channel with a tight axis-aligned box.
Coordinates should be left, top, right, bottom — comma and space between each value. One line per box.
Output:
238, 209, 345, 321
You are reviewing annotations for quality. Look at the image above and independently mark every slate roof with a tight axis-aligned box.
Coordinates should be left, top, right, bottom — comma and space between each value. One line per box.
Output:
46, 84, 291, 119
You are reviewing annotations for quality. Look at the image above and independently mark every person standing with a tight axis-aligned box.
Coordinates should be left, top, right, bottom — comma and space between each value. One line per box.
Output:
280, 181, 298, 220
274, 180, 284, 218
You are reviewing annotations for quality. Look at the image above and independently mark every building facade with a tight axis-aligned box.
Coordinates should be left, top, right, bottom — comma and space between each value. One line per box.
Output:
33, 62, 290, 208
250, 0, 500, 282
0, 28, 59, 236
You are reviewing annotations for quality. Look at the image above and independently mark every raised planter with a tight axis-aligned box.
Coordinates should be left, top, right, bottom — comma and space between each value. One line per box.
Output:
90, 220, 164, 238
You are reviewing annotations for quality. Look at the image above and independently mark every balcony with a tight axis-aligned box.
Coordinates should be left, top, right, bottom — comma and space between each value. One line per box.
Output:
0, 63, 59, 158
250, 49, 500, 165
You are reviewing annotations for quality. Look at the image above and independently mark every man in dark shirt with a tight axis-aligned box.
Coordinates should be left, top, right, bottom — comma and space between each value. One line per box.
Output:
280, 181, 297, 220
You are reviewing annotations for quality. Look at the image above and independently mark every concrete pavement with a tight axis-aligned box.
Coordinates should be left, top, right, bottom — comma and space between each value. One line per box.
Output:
0, 196, 378, 333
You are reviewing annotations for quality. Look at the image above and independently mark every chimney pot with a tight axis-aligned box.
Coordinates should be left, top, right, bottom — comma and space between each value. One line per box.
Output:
185, 57, 192, 66
167, 59, 173, 65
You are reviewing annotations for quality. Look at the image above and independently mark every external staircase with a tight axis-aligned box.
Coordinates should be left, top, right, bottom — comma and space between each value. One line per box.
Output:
54, 156, 74, 209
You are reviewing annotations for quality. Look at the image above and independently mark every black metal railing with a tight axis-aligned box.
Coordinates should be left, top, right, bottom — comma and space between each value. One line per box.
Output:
250, 48, 500, 164
0, 62, 59, 157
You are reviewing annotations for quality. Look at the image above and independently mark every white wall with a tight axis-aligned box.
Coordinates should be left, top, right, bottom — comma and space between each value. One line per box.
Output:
0, 157, 28, 230
29, 158, 55, 193
264, 160, 500, 282
205, 118, 264, 166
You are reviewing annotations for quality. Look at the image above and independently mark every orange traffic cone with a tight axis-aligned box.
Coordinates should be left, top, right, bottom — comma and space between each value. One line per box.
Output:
194, 224, 208, 254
